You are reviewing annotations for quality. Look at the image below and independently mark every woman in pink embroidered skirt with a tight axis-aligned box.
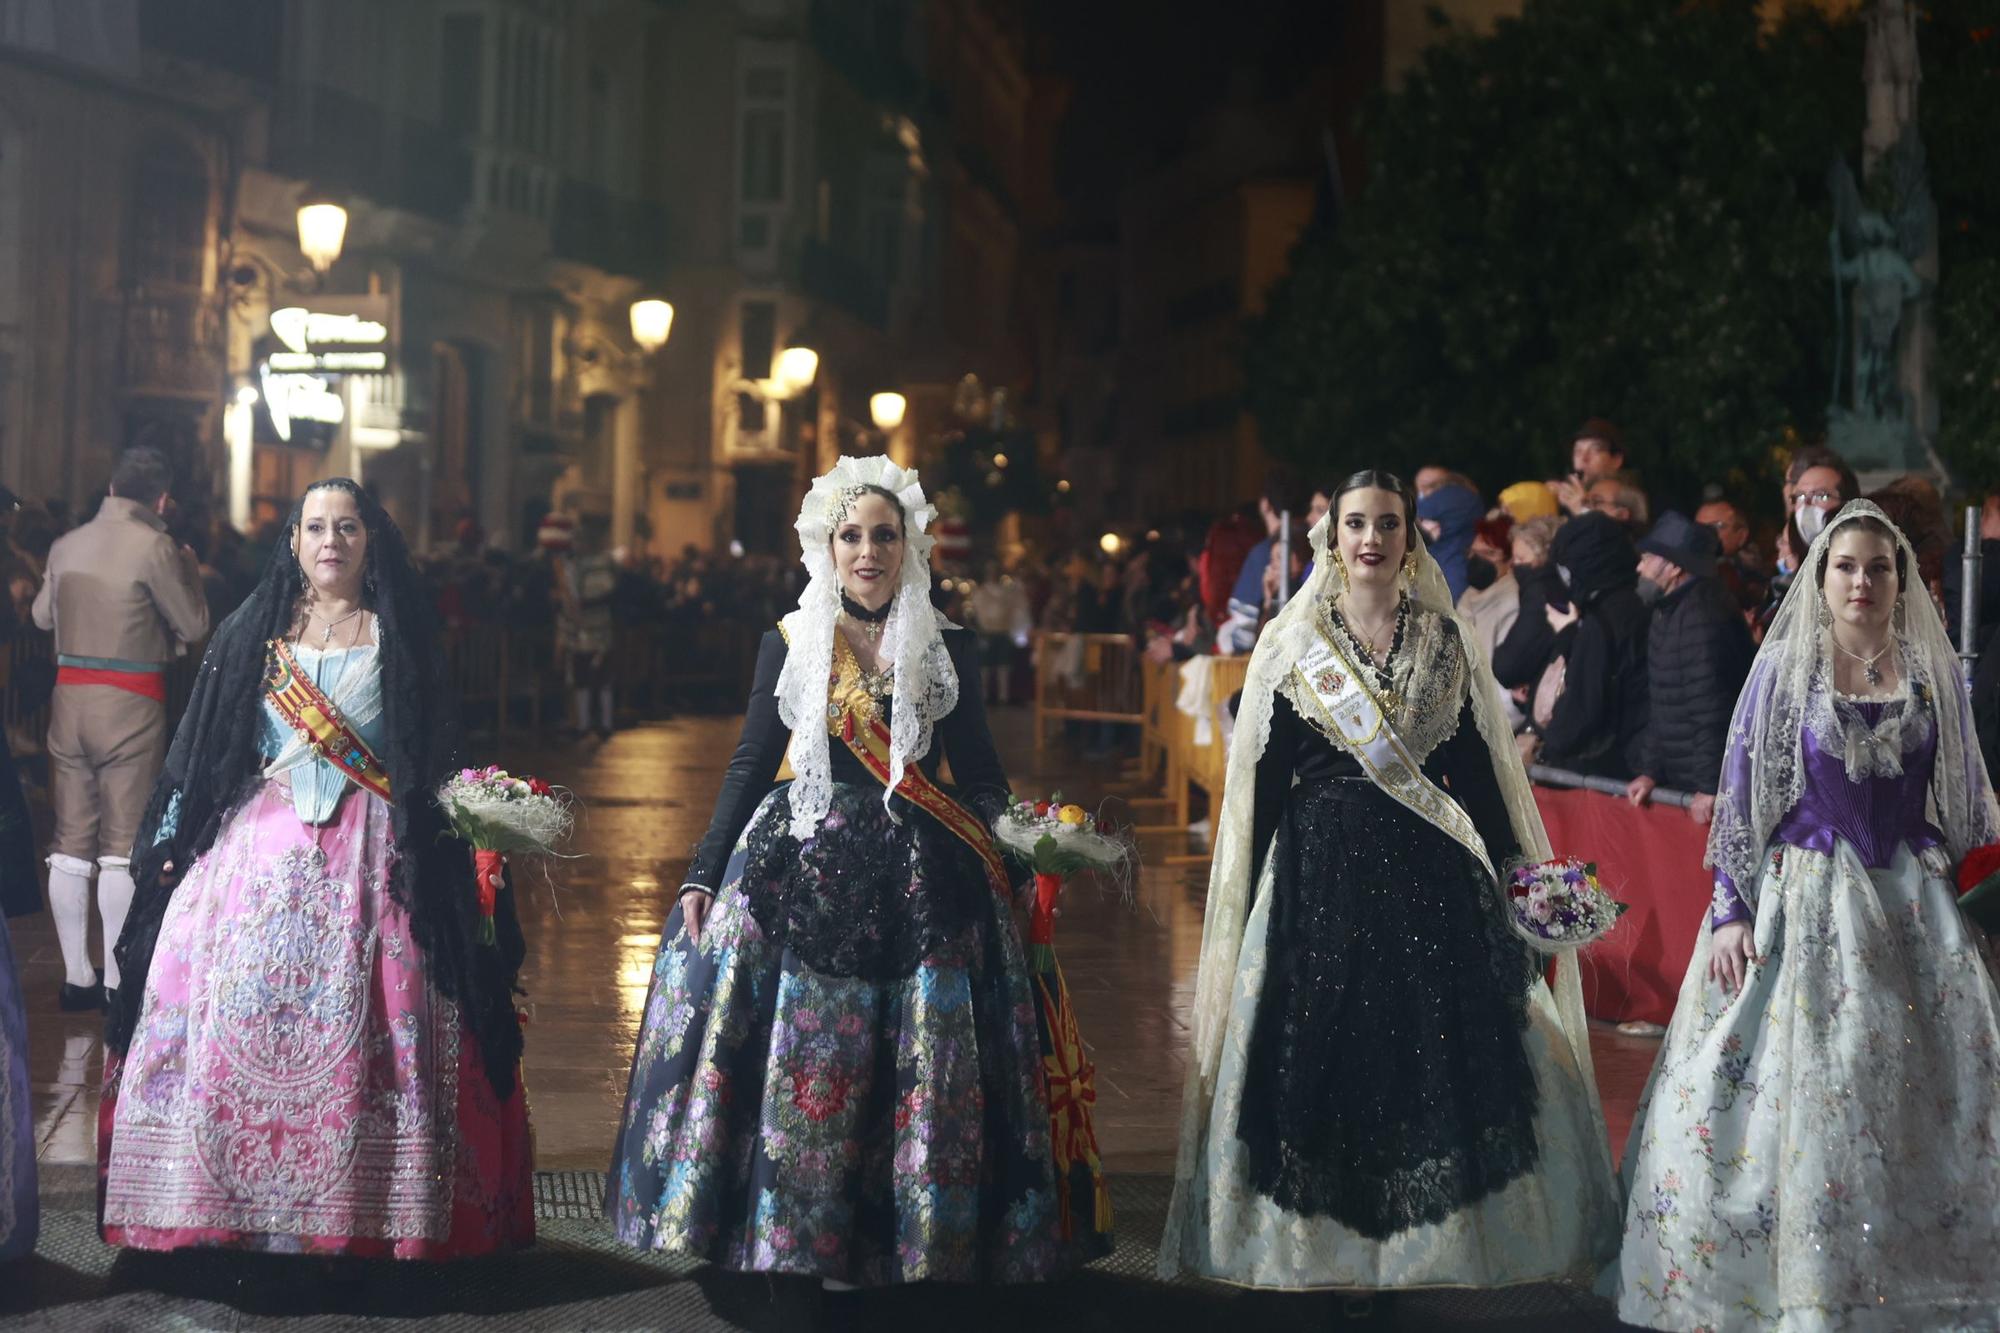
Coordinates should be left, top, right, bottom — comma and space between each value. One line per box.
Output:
98, 480, 533, 1257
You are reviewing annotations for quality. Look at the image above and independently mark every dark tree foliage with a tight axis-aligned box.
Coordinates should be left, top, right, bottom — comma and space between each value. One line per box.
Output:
1250, 0, 1875, 511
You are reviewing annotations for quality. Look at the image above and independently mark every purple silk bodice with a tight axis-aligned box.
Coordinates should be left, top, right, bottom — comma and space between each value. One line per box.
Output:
1710, 698, 1941, 928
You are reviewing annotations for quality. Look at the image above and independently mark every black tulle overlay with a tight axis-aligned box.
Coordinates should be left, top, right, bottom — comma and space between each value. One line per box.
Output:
738, 783, 991, 980
1236, 777, 1541, 1240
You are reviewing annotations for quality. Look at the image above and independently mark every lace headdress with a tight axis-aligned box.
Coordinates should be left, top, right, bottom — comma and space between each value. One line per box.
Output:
1157, 498, 1608, 1273
1705, 498, 2000, 903
775, 455, 955, 841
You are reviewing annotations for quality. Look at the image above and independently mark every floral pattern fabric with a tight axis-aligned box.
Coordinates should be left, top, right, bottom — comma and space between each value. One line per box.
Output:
99, 781, 534, 1258
1613, 841, 2000, 1330
0, 909, 35, 1262
609, 782, 1085, 1286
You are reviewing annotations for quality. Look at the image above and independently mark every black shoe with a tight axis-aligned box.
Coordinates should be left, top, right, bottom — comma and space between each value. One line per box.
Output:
58, 981, 103, 1012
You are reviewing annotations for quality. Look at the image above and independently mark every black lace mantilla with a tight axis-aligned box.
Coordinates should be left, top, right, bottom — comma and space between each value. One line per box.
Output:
1236, 777, 1541, 1239
734, 781, 994, 981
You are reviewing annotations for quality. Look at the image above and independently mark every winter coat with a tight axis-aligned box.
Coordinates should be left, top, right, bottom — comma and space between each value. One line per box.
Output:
1539, 512, 1650, 780
1638, 575, 1754, 794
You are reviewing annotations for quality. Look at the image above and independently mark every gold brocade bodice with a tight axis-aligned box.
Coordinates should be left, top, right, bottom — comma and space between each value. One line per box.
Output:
827, 631, 896, 733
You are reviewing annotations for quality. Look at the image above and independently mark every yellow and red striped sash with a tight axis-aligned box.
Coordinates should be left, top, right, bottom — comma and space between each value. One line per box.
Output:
264, 638, 393, 802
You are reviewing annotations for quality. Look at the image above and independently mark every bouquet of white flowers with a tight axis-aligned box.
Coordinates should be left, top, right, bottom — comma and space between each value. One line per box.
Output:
436, 766, 575, 942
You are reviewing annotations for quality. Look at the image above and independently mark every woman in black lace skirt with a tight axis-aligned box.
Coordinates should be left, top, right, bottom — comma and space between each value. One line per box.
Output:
1159, 470, 1617, 1291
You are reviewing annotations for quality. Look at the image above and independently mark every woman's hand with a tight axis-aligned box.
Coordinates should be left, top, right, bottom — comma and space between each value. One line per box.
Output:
1709, 920, 1756, 994
680, 889, 712, 945
1545, 601, 1580, 634
159, 859, 183, 888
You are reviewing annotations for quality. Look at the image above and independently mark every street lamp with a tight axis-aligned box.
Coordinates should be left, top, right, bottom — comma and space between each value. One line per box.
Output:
629, 299, 674, 355
296, 194, 349, 274
774, 344, 819, 399
869, 392, 906, 431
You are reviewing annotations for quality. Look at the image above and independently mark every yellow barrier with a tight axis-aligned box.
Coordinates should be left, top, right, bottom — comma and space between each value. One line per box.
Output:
1031, 632, 1146, 755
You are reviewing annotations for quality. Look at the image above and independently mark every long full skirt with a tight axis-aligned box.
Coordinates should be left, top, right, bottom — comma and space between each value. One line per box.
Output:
1613, 841, 2000, 1331
0, 909, 35, 1262
98, 782, 535, 1258
1169, 782, 1619, 1288
608, 781, 1087, 1285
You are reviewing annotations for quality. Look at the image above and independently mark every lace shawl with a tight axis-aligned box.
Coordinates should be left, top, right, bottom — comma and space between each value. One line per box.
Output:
1158, 511, 1608, 1276
774, 456, 956, 841
1705, 499, 2000, 907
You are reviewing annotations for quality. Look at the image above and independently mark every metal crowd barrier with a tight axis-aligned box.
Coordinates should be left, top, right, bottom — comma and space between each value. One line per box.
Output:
1030, 632, 1146, 755
1528, 763, 1697, 811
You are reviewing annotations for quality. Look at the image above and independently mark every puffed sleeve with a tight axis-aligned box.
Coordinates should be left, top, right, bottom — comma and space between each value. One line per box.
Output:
683, 630, 792, 892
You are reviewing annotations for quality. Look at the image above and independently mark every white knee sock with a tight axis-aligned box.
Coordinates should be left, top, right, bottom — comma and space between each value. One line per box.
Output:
47, 854, 96, 987
573, 689, 591, 733
97, 856, 136, 992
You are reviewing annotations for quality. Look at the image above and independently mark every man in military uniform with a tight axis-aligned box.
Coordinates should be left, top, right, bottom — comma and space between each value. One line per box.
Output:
31, 448, 207, 1009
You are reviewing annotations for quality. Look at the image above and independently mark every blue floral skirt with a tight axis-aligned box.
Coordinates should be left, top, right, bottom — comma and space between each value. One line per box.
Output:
607, 782, 1081, 1285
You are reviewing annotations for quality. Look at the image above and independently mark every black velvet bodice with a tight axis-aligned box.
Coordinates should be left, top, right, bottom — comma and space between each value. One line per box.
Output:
684, 627, 1013, 891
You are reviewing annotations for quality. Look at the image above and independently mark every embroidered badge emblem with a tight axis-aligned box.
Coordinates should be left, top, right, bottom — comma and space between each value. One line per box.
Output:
1315, 668, 1345, 694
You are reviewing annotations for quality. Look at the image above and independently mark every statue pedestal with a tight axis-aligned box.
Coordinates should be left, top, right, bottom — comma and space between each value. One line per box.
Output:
1829, 407, 1929, 475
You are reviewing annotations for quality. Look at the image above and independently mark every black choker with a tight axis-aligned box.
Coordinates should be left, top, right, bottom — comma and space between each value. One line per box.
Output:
840, 592, 893, 623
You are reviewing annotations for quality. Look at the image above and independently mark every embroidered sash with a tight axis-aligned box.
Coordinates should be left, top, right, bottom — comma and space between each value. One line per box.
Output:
825, 655, 1011, 902
264, 638, 393, 802
1288, 616, 1493, 881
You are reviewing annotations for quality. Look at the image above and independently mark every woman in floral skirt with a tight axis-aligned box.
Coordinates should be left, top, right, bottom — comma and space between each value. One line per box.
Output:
98, 480, 533, 1258
608, 455, 1105, 1286
1613, 501, 2000, 1329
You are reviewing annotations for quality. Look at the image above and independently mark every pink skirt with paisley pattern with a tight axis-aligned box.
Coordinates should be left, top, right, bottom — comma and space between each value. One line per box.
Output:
98, 782, 533, 1258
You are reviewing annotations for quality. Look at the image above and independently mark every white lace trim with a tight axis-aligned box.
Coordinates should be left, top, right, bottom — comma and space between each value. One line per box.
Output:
773, 456, 953, 841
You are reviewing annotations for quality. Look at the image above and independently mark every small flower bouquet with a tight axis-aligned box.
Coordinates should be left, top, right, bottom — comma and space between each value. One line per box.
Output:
994, 793, 1134, 970
436, 766, 575, 942
1504, 857, 1627, 955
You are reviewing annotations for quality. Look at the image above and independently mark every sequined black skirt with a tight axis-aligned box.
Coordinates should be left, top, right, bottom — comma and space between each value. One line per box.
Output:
1237, 777, 1540, 1240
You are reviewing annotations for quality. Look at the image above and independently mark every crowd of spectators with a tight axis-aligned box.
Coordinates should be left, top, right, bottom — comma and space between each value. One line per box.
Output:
1085, 420, 2000, 831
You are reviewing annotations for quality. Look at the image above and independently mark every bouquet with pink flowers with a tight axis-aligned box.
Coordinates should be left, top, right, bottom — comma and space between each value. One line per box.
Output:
1504, 857, 1627, 955
436, 766, 575, 941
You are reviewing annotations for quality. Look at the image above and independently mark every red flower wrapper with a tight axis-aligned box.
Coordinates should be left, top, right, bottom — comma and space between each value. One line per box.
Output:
474, 849, 505, 945
1957, 842, 2000, 931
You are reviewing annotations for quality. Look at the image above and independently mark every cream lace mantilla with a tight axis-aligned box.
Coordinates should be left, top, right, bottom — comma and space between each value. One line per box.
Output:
1280, 605, 1469, 764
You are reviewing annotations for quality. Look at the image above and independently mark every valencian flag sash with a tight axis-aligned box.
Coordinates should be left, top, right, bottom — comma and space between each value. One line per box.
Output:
824, 638, 1113, 1247
264, 638, 393, 802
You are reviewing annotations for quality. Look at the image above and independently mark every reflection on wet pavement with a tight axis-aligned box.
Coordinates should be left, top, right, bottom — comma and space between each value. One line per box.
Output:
13, 705, 1650, 1176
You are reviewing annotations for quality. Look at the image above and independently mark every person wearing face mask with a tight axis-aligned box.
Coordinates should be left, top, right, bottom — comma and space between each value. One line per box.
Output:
1611, 501, 2000, 1330
1532, 512, 1650, 779
1457, 517, 1522, 726
1491, 515, 1566, 708
1622, 513, 1754, 827
1416, 480, 1483, 601
608, 456, 1109, 1287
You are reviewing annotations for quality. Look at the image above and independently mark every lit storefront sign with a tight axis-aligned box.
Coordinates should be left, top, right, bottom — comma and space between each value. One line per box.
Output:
252, 295, 394, 447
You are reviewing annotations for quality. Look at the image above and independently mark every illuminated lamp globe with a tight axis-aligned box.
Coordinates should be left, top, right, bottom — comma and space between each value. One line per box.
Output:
774, 345, 820, 398
869, 392, 907, 431
296, 200, 349, 274
1099, 532, 1122, 556
629, 299, 674, 354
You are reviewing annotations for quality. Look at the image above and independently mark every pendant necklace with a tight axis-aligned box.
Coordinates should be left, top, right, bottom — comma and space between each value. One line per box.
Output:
309, 604, 365, 647
1833, 635, 1891, 688
839, 592, 893, 644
